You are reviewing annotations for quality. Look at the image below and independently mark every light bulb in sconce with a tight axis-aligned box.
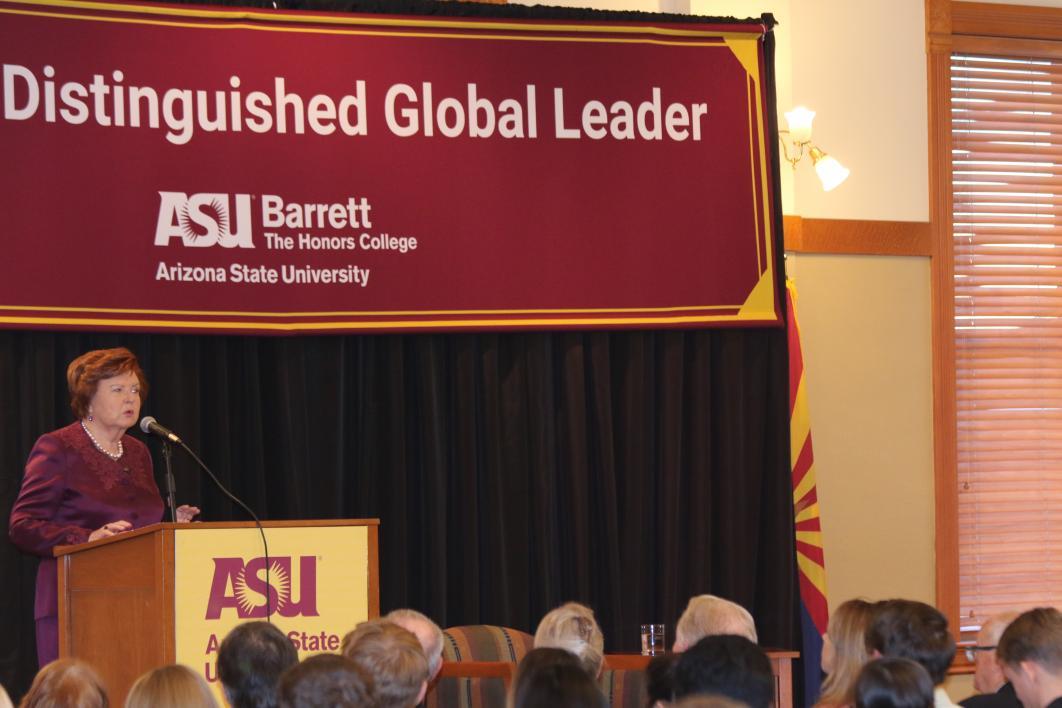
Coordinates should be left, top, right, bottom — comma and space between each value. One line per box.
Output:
784, 106, 815, 143
809, 147, 850, 192
778, 106, 849, 192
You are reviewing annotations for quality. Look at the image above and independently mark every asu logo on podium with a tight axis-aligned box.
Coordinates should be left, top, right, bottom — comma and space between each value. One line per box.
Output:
155, 192, 255, 248
175, 525, 371, 705
205, 555, 320, 619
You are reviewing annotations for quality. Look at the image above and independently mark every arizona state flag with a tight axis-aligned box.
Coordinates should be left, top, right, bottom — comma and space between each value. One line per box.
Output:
787, 280, 829, 707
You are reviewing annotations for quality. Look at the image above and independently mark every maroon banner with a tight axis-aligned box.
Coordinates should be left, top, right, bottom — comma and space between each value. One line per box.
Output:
0, 1, 781, 333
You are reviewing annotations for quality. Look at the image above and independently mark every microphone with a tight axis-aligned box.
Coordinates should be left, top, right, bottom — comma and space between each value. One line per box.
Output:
139, 416, 182, 444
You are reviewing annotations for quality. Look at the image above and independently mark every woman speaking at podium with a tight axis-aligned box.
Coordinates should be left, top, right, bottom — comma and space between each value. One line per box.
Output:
8, 347, 199, 667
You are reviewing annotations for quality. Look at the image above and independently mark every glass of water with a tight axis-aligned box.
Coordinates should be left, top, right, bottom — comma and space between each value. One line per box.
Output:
640, 623, 666, 656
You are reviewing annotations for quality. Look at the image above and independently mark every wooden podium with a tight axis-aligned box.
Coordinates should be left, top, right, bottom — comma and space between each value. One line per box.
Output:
54, 519, 379, 704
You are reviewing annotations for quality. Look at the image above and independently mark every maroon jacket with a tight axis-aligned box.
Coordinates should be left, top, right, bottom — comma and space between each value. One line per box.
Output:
9, 422, 164, 620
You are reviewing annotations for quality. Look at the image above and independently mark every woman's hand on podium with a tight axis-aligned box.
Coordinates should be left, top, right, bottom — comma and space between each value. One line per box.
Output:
176, 504, 201, 523
88, 520, 132, 541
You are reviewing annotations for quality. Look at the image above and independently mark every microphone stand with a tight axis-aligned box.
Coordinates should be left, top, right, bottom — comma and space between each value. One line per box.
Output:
175, 441, 272, 622
162, 440, 178, 523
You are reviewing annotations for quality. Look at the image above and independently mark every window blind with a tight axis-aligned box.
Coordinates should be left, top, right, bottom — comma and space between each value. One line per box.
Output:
952, 52, 1062, 627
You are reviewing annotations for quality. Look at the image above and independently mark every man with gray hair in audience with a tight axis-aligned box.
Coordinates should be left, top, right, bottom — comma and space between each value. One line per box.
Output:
673, 595, 758, 651
385, 608, 445, 683
960, 611, 1021, 708
997, 607, 1062, 708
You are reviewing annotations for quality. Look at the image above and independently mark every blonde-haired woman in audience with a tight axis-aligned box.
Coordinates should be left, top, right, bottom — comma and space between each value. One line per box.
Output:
534, 601, 606, 679
816, 599, 877, 708
124, 664, 217, 708
19, 659, 108, 708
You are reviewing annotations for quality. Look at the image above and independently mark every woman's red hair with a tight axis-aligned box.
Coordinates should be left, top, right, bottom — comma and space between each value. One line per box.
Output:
66, 348, 148, 419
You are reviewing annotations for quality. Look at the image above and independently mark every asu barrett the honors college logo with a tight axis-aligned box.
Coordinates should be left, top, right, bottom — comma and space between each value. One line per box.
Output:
155, 192, 254, 248
205, 556, 319, 619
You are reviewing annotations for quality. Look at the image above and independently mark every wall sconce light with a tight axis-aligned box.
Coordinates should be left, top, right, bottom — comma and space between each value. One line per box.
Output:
779, 106, 850, 192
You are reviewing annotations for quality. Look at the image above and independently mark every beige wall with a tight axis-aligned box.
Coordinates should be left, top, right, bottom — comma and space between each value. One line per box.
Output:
785, 254, 935, 603
787, 1, 928, 222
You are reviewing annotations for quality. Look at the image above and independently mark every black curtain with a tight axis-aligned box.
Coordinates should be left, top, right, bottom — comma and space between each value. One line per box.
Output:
0, 327, 798, 699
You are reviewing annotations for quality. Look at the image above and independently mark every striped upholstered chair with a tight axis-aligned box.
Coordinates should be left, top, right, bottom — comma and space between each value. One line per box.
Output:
599, 656, 650, 708
426, 625, 534, 708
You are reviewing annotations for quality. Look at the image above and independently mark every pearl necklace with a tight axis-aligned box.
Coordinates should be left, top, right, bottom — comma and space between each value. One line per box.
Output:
80, 420, 124, 460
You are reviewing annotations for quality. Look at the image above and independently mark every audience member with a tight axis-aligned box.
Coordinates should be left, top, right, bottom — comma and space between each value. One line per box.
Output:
341, 619, 429, 708
124, 664, 217, 708
855, 658, 935, 708
218, 620, 299, 708
0, 683, 13, 708
865, 600, 957, 708
534, 602, 606, 678
646, 653, 679, 707
510, 647, 606, 708
385, 609, 445, 682
674, 595, 758, 650
277, 654, 373, 708
996, 607, 1062, 708
18, 659, 108, 708
960, 612, 1021, 708
671, 634, 774, 708
818, 599, 877, 708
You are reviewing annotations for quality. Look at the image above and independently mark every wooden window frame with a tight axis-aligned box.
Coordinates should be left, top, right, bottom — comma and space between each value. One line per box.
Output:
927, 0, 1062, 631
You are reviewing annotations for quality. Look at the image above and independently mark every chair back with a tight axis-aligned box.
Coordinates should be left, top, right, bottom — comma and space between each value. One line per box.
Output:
600, 655, 650, 708
600, 667, 648, 707
427, 625, 534, 708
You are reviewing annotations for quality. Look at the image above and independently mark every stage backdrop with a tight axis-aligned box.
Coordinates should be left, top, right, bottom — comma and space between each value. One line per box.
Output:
0, 1, 798, 702
0, 0, 781, 333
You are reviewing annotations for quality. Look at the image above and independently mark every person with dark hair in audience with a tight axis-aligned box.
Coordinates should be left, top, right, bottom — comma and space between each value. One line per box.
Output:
865, 600, 958, 708
218, 620, 299, 708
124, 664, 217, 708
996, 607, 1062, 708
18, 658, 108, 708
385, 609, 445, 683
646, 653, 679, 707
671, 634, 774, 708
341, 619, 429, 708
855, 658, 935, 708
510, 647, 607, 708
959, 612, 1021, 708
277, 654, 373, 708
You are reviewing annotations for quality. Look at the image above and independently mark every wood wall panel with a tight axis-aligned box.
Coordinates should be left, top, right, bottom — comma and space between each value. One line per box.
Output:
783, 217, 932, 257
